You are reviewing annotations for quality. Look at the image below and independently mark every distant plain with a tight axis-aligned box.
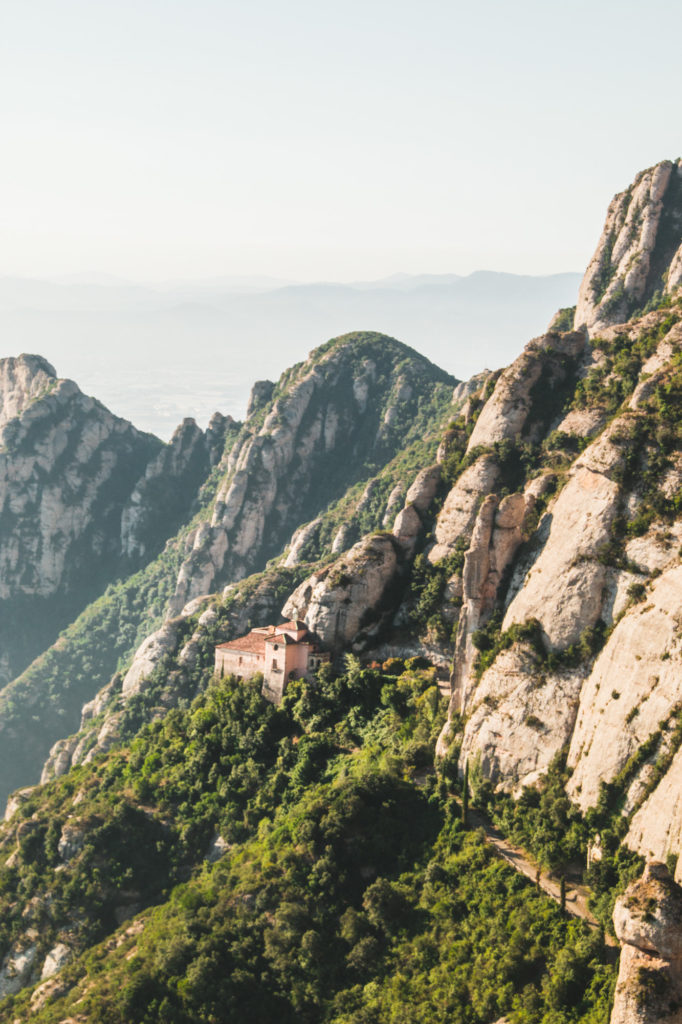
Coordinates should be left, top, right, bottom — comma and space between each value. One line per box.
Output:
0, 270, 580, 437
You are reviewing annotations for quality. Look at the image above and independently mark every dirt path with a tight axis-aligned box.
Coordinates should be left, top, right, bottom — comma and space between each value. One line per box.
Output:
468, 808, 617, 947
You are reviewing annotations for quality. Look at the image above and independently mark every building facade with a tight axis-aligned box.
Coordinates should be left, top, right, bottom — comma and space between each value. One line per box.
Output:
214, 620, 329, 702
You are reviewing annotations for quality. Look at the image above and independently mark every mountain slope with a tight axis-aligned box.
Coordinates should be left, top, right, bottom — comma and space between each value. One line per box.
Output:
1, 160, 681, 1022
0, 332, 456, 805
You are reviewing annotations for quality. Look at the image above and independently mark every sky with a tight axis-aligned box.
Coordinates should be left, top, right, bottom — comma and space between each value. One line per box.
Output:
1, 0, 681, 283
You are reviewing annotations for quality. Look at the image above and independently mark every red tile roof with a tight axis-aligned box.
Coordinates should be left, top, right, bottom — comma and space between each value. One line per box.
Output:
216, 623, 312, 655
216, 630, 270, 655
265, 633, 297, 646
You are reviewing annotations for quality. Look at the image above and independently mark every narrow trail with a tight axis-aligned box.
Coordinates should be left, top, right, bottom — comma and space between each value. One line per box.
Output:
467, 808, 618, 949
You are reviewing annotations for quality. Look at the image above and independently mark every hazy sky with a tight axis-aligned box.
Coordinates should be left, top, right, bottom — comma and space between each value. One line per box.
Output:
1, 0, 680, 282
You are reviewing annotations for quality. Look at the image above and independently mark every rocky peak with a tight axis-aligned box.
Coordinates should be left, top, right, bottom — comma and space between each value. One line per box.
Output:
166, 332, 454, 616
246, 380, 275, 420
0, 354, 57, 430
282, 533, 402, 653
576, 158, 682, 333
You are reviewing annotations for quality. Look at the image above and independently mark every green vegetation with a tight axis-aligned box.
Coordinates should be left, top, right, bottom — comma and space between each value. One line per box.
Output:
470, 616, 610, 681
553, 307, 576, 332
472, 754, 643, 935
2, 660, 616, 1024
0, 541, 187, 805
404, 543, 467, 643
573, 309, 680, 415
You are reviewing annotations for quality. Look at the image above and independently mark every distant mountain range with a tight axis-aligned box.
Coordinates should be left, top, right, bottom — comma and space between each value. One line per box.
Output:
0, 270, 580, 437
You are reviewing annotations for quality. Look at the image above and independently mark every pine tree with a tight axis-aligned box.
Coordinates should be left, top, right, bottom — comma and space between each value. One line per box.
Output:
461, 759, 469, 827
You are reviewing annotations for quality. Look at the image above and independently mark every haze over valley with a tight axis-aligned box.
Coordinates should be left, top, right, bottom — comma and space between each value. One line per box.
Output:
0, 270, 580, 437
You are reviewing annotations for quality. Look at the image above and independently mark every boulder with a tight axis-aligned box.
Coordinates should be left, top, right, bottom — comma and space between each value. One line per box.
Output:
611, 862, 682, 1024
282, 534, 400, 651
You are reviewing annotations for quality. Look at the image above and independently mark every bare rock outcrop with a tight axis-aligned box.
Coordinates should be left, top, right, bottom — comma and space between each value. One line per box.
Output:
576, 159, 682, 334
284, 518, 322, 567
451, 370, 491, 409
392, 464, 441, 556
282, 534, 401, 652
503, 423, 625, 650
449, 490, 532, 715
381, 484, 405, 527
40, 943, 72, 981
121, 620, 183, 697
4, 787, 36, 823
0, 938, 38, 998
120, 417, 224, 561
0, 354, 57, 429
331, 522, 354, 554
611, 862, 682, 1024
246, 380, 275, 419
0, 357, 163, 684
567, 565, 682, 812
626, 746, 682, 872
57, 821, 87, 862
428, 454, 499, 563
465, 330, 587, 451
458, 644, 582, 794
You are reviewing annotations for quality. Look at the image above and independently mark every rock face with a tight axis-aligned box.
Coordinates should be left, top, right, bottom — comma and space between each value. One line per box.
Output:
0, 354, 57, 429
40, 943, 72, 981
284, 518, 323, 567
502, 427, 624, 650
458, 644, 582, 793
465, 329, 587, 451
626, 747, 682, 876
434, 270, 682, 831
450, 491, 532, 714
567, 566, 682, 812
576, 158, 682, 334
611, 862, 682, 1024
393, 464, 441, 556
167, 333, 454, 615
0, 939, 38, 998
120, 416, 231, 561
282, 534, 401, 652
0, 355, 221, 687
121, 620, 183, 697
428, 455, 500, 563
246, 380, 275, 419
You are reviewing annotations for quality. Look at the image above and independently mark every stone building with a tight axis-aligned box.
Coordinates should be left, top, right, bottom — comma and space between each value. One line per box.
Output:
214, 620, 329, 702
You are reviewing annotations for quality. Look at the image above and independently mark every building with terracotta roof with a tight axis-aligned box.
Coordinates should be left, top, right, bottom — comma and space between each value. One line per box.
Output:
214, 620, 329, 702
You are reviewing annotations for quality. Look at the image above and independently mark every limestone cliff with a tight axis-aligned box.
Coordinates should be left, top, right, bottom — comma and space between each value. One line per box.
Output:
444, 301, 679, 815
282, 534, 402, 652
576, 159, 682, 333
0, 356, 228, 688
167, 332, 454, 615
444, 285, 682, 825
